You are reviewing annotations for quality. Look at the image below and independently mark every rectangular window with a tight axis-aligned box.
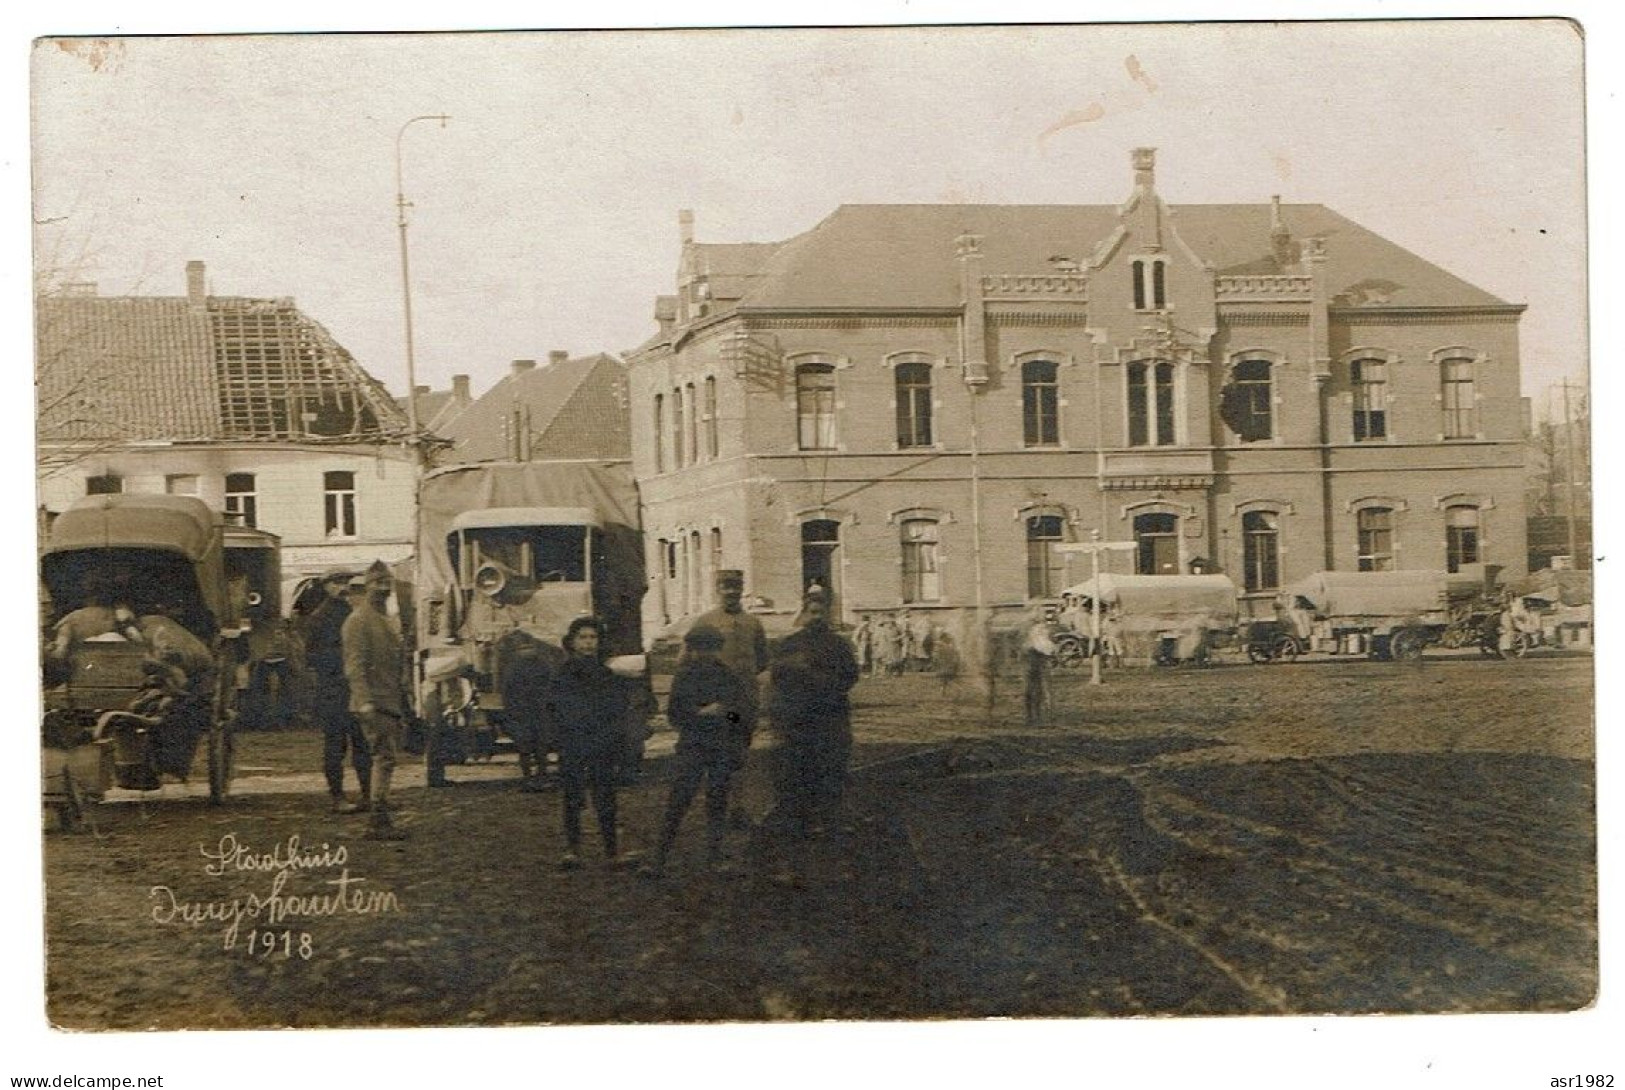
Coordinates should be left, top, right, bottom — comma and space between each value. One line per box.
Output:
165, 474, 200, 495
901, 519, 941, 603
1446, 505, 1480, 573
671, 387, 686, 468
85, 474, 123, 495
710, 527, 723, 578
1352, 358, 1388, 441
1225, 360, 1273, 442
225, 472, 258, 528
653, 394, 665, 473
1242, 511, 1280, 592
1357, 508, 1394, 572
323, 470, 357, 538
895, 362, 934, 448
685, 384, 699, 465
1128, 361, 1176, 447
1022, 360, 1059, 447
796, 365, 837, 450
1442, 358, 1475, 439
704, 377, 719, 459
1026, 515, 1066, 598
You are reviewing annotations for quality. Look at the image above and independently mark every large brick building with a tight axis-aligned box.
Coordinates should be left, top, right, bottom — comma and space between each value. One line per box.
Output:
626, 149, 1526, 637
36, 261, 418, 581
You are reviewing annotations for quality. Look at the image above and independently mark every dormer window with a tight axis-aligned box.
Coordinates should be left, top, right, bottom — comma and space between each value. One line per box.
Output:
1132, 257, 1167, 311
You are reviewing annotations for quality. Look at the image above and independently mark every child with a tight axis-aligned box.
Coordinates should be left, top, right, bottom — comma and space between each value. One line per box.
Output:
547, 616, 629, 869
645, 623, 748, 876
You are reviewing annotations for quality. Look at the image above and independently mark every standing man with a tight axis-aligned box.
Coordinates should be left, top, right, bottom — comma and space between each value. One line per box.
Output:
691, 569, 768, 826
342, 564, 409, 841
305, 567, 371, 814
766, 587, 861, 882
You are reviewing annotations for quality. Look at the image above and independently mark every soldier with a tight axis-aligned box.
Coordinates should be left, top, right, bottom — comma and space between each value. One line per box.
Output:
342, 565, 409, 840
690, 569, 768, 826
304, 567, 371, 814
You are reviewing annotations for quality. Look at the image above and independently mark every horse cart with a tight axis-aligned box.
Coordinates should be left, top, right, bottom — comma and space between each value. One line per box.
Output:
41, 495, 268, 828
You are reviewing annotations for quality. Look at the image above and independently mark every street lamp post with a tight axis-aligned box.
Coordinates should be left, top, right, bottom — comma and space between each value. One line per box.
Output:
395, 114, 451, 445
1057, 535, 1137, 685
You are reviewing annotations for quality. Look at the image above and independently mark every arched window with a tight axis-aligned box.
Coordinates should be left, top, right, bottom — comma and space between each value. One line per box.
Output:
671, 386, 686, 468
703, 376, 719, 458
1026, 515, 1066, 598
1134, 512, 1179, 574
1223, 359, 1273, 442
1441, 357, 1476, 439
1021, 359, 1059, 447
1446, 505, 1480, 572
796, 364, 837, 450
895, 361, 934, 448
1242, 510, 1280, 592
652, 393, 665, 472
900, 518, 941, 603
1357, 507, 1394, 571
1128, 360, 1176, 447
1352, 358, 1388, 441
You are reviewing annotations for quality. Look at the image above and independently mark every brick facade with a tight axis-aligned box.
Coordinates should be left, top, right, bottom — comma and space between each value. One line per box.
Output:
629, 150, 1526, 639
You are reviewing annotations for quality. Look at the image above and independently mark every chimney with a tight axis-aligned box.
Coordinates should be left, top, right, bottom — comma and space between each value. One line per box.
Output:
452, 374, 471, 401
679, 209, 695, 246
549, 349, 570, 367
1131, 147, 1157, 191
414, 384, 430, 396
511, 358, 537, 376
185, 260, 206, 307
1270, 196, 1295, 268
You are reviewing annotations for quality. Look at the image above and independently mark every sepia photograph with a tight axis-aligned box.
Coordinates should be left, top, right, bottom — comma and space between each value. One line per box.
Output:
12, 7, 1615, 1085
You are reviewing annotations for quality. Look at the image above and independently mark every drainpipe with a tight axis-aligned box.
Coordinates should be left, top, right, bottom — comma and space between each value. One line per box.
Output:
957, 232, 989, 614
1304, 237, 1335, 570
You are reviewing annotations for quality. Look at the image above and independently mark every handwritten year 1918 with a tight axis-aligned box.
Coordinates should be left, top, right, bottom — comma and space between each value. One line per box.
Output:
1552, 1077, 1613, 1088
245, 929, 313, 960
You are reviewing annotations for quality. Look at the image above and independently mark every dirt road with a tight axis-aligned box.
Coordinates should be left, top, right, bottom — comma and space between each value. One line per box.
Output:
42, 653, 1595, 1027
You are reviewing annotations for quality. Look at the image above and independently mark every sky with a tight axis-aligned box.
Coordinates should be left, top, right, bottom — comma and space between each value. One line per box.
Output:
6, 6, 1620, 1088
28, 20, 1588, 410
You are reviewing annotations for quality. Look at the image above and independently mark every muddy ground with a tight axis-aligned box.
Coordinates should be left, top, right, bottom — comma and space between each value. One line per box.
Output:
42, 652, 1596, 1028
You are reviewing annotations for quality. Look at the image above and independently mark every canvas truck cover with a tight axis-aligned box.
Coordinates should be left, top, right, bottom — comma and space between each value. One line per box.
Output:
1285, 570, 1449, 618
41, 495, 226, 633
417, 460, 645, 651
1061, 574, 1239, 630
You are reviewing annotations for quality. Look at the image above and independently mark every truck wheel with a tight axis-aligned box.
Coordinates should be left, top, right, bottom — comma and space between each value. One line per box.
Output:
1509, 632, 1532, 659
1053, 636, 1084, 668
1246, 642, 1273, 664
1390, 628, 1425, 662
1272, 636, 1300, 663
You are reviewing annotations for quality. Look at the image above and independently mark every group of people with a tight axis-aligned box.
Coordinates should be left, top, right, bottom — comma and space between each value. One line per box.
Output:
850, 610, 958, 680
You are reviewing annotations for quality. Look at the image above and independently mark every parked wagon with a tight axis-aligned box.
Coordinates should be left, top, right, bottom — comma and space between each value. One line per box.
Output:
41, 496, 262, 828
1059, 574, 1240, 667
1270, 569, 1501, 662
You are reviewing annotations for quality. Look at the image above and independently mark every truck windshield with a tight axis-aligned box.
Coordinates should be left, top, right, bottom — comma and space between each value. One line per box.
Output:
456, 526, 588, 583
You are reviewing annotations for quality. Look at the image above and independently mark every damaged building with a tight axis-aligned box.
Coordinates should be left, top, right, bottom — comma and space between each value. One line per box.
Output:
36, 261, 418, 579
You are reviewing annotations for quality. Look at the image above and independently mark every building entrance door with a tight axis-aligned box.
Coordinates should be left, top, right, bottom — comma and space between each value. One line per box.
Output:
1134, 512, 1180, 575
801, 519, 842, 610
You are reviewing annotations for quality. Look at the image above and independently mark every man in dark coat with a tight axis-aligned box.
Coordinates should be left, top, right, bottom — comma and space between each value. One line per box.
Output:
767, 588, 861, 866
645, 623, 749, 876
690, 569, 768, 825
547, 616, 630, 869
304, 567, 371, 813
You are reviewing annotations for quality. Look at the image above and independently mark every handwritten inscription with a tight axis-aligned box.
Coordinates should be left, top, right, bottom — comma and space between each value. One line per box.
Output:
150, 834, 402, 953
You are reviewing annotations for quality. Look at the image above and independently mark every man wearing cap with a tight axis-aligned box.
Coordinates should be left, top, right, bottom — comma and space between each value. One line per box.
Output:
691, 569, 768, 825
304, 567, 371, 814
342, 564, 409, 840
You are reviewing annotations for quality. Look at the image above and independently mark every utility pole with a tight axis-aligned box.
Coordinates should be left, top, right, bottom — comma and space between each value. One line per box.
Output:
1559, 378, 1586, 568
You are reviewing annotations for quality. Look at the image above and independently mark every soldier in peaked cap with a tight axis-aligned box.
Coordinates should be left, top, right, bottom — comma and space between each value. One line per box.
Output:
690, 568, 768, 827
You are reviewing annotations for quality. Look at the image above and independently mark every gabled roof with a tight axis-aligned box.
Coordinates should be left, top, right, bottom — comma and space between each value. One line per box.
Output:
439, 354, 631, 463
36, 289, 408, 444
730, 203, 1510, 312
